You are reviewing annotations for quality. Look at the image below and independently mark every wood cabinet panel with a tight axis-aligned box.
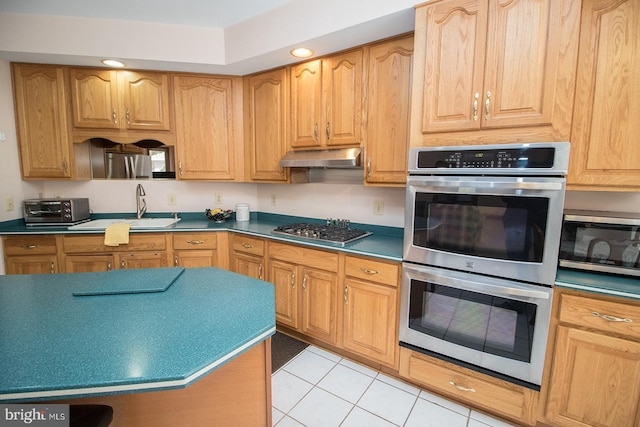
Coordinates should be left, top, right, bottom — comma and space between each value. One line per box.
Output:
290, 60, 322, 148
172, 233, 217, 250
567, 0, 640, 189
300, 266, 338, 344
344, 255, 399, 287
231, 234, 265, 257
62, 233, 167, 253
245, 68, 289, 181
65, 254, 115, 272
5, 255, 58, 275
12, 63, 74, 179
269, 259, 299, 329
364, 36, 413, 186
268, 242, 338, 272
3, 235, 58, 256
118, 251, 168, 269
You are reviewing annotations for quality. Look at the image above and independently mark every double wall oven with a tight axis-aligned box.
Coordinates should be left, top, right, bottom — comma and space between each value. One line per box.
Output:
400, 142, 569, 389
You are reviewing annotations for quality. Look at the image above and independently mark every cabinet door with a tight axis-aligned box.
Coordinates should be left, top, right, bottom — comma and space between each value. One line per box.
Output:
420, 0, 487, 133
545, 326, 640, 427
69, 68, 120, 129
343, 278, 397, 366
364, 37, 413, 185
269, 259, 299, 329
174, 75, 237, 180
290, 60, 322, 148
568, 0, 640, 189
322, 50, 363, 146
300, 267, 338, 344
483, 0, 564, 128
120, 71, 172, 131
245, 68, 289, 181
5, 255, 58, 275
12, 64, 73, 179
232, 252, 264, 280
65, 255, 115, 272
117, 252, 168, 269
173, 250, 218, 268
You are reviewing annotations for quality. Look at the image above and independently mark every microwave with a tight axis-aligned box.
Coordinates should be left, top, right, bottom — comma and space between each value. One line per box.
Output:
23, 198, 90, 225
559, 210, 640, 277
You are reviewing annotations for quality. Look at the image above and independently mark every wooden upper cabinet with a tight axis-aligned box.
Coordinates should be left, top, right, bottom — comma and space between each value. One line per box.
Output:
12, 63, 74, 179
290, 49, 363, 149
244, 68, 289, 182
567, 0, 640, 190
173, 74, 242, 181
70, 69, 172, 132
364, 36, 413, 186
411, 0, 580, 146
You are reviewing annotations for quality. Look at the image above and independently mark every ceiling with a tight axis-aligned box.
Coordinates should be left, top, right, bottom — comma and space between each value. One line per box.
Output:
0, 0, 417, 75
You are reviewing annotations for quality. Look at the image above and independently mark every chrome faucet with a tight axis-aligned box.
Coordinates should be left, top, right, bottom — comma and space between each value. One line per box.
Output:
136, 184, 147, 219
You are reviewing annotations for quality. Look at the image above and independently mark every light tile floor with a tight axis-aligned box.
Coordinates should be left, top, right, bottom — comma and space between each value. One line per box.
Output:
272, 345, 517, 427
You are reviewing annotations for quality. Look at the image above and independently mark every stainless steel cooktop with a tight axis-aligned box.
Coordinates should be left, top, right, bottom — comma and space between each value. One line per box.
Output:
272, 221, 372, 246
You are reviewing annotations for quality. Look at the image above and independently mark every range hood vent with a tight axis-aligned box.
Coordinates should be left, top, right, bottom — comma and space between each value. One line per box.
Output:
279, 148, 362, 168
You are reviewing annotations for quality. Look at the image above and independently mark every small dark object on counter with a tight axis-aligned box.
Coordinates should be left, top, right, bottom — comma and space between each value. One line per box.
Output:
205, 208, 233, 223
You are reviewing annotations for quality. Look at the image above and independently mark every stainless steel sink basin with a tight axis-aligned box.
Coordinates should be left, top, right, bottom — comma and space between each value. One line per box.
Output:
68, 218, 181, 230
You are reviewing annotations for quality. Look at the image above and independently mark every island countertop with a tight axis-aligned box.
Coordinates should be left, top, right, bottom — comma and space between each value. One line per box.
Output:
0, 267, 276, 402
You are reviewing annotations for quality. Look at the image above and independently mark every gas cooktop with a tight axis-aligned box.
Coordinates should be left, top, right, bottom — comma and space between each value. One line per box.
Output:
272, 221, 372, 246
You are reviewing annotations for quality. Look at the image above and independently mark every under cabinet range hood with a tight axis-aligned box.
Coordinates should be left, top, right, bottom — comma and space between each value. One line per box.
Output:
279, 148, 363, 168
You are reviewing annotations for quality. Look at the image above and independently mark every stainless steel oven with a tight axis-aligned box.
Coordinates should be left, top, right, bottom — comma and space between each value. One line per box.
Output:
400, 142, 569, 389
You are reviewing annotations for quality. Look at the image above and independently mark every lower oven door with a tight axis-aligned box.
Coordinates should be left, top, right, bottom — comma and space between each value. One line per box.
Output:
399, 262, 553, 388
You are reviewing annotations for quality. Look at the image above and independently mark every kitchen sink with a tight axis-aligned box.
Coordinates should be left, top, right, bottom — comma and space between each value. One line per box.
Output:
67, 218, 181, 230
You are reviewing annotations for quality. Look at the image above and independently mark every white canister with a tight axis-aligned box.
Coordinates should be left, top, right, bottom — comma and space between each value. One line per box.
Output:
236, 203, 250, 222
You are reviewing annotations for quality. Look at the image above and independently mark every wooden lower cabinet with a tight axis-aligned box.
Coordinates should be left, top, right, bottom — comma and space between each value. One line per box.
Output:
399, 347, 539, 426
171, 232, 219, 268
3, 235, 60, 274
541, 290, 640, 427
342, 255, 399, 368
268, 242, 339, 346
230, 234, 265, 280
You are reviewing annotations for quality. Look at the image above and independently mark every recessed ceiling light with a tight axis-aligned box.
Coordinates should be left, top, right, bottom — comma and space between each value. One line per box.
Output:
290, 48, 314, 58
101, 59, 126, 68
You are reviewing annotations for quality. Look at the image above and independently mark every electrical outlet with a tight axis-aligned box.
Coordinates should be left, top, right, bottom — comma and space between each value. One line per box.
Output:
270, 193, 277, 206
168, 194, 177, 206
215, 193, 223, 204
373, 200, 384, 216
5, 197, 14, 211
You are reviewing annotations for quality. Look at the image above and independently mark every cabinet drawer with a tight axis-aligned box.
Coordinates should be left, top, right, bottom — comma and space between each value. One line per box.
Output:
269, 242, 338, 273
63, 233, 167, 253
3, 235, 58, 255
399, 348, 537, 425
231, 234, 264, 256
345, 256, 399, 287
559, 293, 640, 340
172, 233, 217, 250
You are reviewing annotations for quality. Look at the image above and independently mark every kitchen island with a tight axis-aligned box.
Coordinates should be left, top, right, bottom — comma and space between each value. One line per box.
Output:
0, 267, 276, 426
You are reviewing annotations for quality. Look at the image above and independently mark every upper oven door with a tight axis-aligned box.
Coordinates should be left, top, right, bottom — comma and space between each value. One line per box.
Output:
404, 175, 566, 286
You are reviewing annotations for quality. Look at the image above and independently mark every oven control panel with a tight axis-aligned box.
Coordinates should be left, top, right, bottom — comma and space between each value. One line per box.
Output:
417, 147, 555, 169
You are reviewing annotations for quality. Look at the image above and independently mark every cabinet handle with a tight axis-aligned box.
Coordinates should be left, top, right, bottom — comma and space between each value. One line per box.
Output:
449, 381, 475, 393
186, 240, 204, 245
50, 261, 55, 274
344, 285, 348, 304
63, 158, 69, 174
302, 273, 308, 292
107, 261, 112, 271
258, 264, 263, 280
174, 255, 179, 267
112, 108, 118, 124
592, 311, 633, 323
126, 109, 131, 126
485, 91, 491, 120
242, 243, 253, 249
360, 267, 379, 275
178, 161, 183, 177
313, 123, 319, 141
20, 245, 39, 250
367, 159, 371, 177
121, 259, 126, 269
473, 92, 479, 121
326, 122, 330, 140
291, 272, 295, 289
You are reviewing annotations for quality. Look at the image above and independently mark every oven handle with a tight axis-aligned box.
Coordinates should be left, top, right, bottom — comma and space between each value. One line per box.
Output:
408, 178, 563, 192
404, 264, 551, 301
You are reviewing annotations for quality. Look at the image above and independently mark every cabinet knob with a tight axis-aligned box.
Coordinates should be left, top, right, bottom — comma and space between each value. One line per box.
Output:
326, 122, 331, 140
126, 109, 131, 126
344, 285, 349, 304
473, 92, 480, 121
50, 261, 55, 274
485, 91, 491, 120
112, 108, 118, 124
313, 123, 319, 141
